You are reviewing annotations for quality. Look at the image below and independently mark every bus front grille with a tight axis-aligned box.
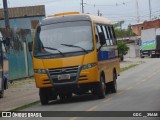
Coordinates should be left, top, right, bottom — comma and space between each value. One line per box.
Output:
48, 66, 80, 84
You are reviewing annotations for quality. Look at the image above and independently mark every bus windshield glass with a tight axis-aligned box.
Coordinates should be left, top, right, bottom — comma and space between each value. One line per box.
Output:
34, 21, 93, 58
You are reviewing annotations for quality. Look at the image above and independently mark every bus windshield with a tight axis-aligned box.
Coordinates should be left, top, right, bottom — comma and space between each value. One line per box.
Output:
34, 21, 94, 58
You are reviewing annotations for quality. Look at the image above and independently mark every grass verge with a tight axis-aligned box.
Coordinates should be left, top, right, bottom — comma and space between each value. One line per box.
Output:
120, 64, 138, 72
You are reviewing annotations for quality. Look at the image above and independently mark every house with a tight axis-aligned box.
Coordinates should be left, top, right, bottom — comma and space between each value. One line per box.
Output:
127, 19, 160, 58
0, 5, 45, 29
131, 19, 160, 36
0, 5, 46, 80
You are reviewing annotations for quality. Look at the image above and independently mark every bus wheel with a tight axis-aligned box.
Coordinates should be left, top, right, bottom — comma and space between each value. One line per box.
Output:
39, 88, 49, 105
110, 72, 117, 93
95, 76, 106, 99
0, 90, 4, 98
59, 93, 66, 101
66, 93, 72, 99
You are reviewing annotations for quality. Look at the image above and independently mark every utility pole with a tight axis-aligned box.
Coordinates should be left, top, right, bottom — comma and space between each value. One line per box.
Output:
136, 0, 140, 23
81, 0, 84, 13
98, 10, 100, 16
97, 10, 102, 16
3, 0, 10, 28
149, 0, 152, 20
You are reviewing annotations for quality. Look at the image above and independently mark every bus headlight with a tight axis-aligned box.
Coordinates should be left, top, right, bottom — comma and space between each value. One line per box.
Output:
34, 69, 47, 74
82, 63, 97, 70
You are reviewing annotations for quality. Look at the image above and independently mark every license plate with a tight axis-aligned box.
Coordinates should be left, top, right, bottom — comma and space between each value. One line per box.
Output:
58, 74, 70, 80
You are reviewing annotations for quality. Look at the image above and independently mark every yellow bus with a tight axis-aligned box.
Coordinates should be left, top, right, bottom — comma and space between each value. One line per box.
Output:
29, 12, 120, 105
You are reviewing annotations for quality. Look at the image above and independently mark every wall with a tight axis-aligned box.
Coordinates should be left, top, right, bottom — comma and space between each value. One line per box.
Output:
143, 19, 160, 29
132, 24, 143, 36
0, 16, 44, 80
0, 28, 34, 80
132, 19, 160, 36
125, 44, 140, 58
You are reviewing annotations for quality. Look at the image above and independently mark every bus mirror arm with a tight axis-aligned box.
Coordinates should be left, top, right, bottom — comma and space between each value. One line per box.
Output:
97, 46, 102, 52
28, 41, 33, 52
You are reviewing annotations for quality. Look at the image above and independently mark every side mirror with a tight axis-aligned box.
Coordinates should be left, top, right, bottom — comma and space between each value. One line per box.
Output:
98, 32, 106, 45
28, 41, 33, 52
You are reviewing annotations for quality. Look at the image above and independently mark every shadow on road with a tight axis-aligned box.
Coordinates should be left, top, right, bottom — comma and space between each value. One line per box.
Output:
47, 93, 113, 105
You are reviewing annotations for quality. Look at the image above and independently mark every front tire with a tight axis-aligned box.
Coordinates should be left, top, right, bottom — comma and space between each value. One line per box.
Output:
39, 88, 49, 105
110, 72, 117, 93
95, 76, 106, 99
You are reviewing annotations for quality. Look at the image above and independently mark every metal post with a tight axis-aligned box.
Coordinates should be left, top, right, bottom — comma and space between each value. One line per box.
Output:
3, 0, 10, 28
149, 0, 152, 20
82, 0, 84, 13
136, 0, 140, 23
98, 10, 100, 16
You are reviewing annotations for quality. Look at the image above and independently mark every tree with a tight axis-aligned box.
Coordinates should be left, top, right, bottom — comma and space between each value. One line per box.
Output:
117, 41, 129, 61
113, 21, 136, 38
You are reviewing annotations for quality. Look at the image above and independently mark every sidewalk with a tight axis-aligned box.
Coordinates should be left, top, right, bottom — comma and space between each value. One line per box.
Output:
0, 78, 39, 111
0, 58, 145, 111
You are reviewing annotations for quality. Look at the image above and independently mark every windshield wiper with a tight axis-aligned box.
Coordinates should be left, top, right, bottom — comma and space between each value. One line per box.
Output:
61, 44, 88, 53
43, 47, 65, 56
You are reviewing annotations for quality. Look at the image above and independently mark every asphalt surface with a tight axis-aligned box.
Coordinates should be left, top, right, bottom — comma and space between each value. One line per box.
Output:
2, 58, 160, 120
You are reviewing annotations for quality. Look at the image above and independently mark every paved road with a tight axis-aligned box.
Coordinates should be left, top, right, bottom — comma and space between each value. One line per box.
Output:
2, 58, 160, 120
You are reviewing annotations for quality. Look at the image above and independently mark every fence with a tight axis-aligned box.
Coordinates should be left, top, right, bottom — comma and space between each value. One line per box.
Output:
0, 28, 34, 81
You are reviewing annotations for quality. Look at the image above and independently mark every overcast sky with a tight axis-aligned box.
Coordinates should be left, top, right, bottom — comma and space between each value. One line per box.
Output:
0, 0, 159, 28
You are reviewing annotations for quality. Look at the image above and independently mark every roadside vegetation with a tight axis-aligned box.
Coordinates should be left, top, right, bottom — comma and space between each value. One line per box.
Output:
120, 64, 138, 72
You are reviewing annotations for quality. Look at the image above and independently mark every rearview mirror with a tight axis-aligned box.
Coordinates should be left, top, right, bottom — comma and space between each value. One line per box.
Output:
98, 32, 106, 45
28, 42, 33, 52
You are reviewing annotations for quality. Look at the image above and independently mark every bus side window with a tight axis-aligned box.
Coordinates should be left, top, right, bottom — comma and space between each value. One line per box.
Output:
107, 26, 113, 45
102, 26, 110, 46
110, 26, 117, 45
95, 25, 101, 49
105, 26, 112, 46
97, 25, 106, 46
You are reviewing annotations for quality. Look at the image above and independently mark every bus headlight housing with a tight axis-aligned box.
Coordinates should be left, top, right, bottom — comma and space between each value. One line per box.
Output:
82, 63, 97, 70
34, 69, 47, 74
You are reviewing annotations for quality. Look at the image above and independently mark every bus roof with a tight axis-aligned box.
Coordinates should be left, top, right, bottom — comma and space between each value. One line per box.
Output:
41, 12, 112, 26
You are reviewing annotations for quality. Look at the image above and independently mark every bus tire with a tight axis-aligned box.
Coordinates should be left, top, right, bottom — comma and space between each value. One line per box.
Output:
96, 76, 106, 99
59, 93, 66, 101
110, 72, 117, 93
0, 90, 4, 98
39, 88, 49, 105
66, 93, 72, 99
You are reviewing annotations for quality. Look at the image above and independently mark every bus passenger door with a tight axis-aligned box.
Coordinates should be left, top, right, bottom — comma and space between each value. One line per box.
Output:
95, 24, 111, 83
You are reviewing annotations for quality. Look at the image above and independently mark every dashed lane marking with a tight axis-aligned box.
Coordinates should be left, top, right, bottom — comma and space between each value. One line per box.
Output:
103, 97, 112, 103
86, 105, 97, 111
117, 91, 124, 95
142, 79, 147, 82
69, 117, 77, 120
126, 86, 133, 90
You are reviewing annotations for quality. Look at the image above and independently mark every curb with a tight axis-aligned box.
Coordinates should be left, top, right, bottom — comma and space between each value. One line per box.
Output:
4, 100, 40, 112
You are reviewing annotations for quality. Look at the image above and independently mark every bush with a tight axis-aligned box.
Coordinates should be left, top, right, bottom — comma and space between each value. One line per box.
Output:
117, 41, 129, 61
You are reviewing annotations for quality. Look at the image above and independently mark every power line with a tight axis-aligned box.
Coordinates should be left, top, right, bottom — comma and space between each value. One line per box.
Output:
85, 0, 133, 7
